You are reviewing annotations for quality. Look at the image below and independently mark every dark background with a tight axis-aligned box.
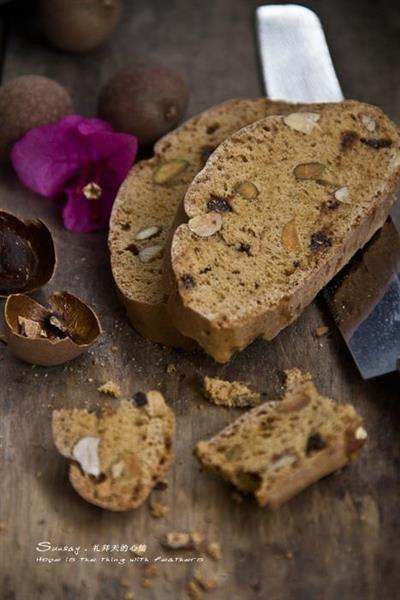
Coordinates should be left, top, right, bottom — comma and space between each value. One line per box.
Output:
0, 1, 399, 599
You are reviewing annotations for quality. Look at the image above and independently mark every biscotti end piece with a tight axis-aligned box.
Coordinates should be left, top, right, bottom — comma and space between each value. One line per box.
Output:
195, 369, 366, 508
168, 101, 400, 362
52, 393, 175, 511
203, 376, 260, 408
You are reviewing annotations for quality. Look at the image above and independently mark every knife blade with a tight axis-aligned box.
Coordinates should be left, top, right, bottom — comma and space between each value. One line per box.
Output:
256, 4, 400, 378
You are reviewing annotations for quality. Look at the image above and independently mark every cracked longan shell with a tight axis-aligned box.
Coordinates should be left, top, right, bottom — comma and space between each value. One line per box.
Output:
97, 63, 189, 146
39, 0, 121, 53
4, 291, 102, 366
0, 211, 56, 296
0, 76, 73, 161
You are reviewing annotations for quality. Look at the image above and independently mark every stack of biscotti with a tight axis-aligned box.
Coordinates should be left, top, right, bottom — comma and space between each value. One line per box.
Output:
109, 99, 400, 362
164, 101, 400, 361
108, 98, 298, 348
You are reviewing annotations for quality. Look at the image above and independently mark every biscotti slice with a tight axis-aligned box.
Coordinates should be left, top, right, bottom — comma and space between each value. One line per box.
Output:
166, 101, 400, 362
195, 369, 367, 508
52, 392, 175, 511
109, 98, 296, 348
203, 376, 260, 408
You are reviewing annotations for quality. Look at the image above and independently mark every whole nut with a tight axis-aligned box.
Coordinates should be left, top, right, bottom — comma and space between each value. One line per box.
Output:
153, 159, 188, 185
235, 180, 259, 199
72, 436, 101, 477
188, 212, 222, 237
281, 220, 301, 252
294, 162, 325, 180
138, 245, 163, 263
283, 112, 320, 134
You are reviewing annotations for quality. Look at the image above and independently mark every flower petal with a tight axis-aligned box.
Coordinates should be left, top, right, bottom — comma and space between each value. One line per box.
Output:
62, 188, 115, 233
11, 115, 114, 199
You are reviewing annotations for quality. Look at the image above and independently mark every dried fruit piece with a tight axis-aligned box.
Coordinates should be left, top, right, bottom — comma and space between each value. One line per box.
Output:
341, 131, 359, 151
235, 180, 259, 199
360, 138, 392, 150
310, 231, 332, 252
206, 196, 232, 212
4, 291, 101, 366
306, 433, 326, 454
138, 245, 163, 263
188, 213, 222, 237
135, 225, 161, 241
283, 112, 320, 134
294, 162, 325, 180
360, 114, 377, 132
72, 436, 101, 477
0, 211, 56, 297
153, 159, 188, 185
282, 220, 301, 252
334, 186, 351, 204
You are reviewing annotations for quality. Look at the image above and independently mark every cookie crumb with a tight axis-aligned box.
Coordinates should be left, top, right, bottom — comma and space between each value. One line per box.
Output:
190, 531, 204, 548
193, 567, 218, 591
187, 580, 204, 600
314, 326, 329, 338
123, 592, 136, 600
166, 363, 176, 374
141, 564, 159, 587
149, 501, 169, 519
203, 376, 260, 408
206, 541, 222, 561
162, 532, 192, 549
97, 380, 122, 398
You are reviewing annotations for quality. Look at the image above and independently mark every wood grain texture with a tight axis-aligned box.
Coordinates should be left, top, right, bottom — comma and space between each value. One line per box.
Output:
0, 1, 399, 599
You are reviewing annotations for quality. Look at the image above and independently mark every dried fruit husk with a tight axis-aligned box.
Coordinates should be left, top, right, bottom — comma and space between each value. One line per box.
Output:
0, 211, 55, 297
4, 291, 101, 366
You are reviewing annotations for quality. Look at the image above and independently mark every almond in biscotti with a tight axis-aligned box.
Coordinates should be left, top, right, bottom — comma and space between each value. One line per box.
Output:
283, 112, 320, 133
195, 369, 367, 509
281, 220, 301, 252
188, 213, 222, 237
168, 101, 400, 363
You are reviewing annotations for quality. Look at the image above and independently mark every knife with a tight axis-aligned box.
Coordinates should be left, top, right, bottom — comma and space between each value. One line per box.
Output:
256, 4, 400, 378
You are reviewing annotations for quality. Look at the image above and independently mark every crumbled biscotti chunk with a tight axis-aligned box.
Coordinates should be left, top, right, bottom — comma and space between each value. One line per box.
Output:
167, 101, 400, 362
195, 369, 366, 509
203, 376, 260, 408
109, 98, 298, 347
206, 541, 222, 562
52, 392, 175, 511
314, 326, 329, 337
149, 500, 169, 519
97, 380, 122, 398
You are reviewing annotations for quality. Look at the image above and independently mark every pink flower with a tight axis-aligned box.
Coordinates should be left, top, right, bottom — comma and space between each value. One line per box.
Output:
11, 115, 138, 233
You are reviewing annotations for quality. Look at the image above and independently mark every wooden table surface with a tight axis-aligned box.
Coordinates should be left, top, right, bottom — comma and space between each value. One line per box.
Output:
1, 1, 399, 599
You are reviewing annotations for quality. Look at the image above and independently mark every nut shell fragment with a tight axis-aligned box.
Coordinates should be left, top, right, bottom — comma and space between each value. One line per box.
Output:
4, 291, 101, 366
0, 211, 56, 297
